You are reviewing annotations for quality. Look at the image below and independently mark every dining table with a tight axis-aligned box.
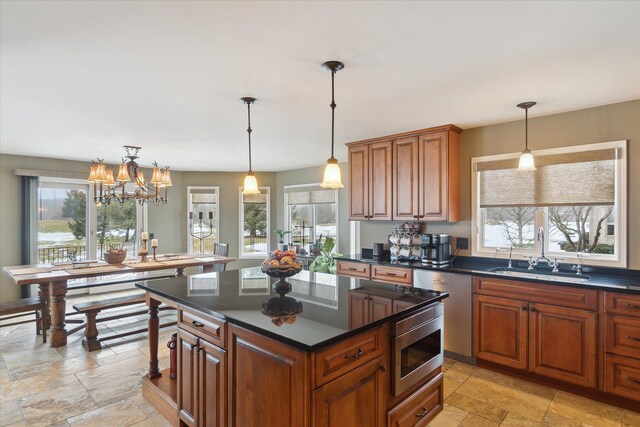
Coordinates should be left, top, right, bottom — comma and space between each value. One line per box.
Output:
3, 254, 236, 347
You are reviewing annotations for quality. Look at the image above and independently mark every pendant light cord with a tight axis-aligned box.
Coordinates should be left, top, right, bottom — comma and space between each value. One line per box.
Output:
246, 101, 253, 172
524, 107, 529, 151
330, 69, 336, 159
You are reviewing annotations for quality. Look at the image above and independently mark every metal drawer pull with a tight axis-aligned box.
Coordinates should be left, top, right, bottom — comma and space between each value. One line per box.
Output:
345, 349, 363, 359
191, 320, 204, 327
384, 272, 398, 276
627, 335, 640, 342
415, 407, 430, 418
348, 267, 359, 271
626, 376, 640, 384
625, 303, 640, 310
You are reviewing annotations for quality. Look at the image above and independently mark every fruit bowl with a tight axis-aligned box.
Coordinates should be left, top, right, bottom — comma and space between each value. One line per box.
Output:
260, 262, 303, 278
104, 249, 127, 264
261, 250, 303, 291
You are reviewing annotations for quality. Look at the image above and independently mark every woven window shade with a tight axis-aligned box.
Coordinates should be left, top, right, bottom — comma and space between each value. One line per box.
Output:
285, 186, 336, 205
190, 189, 216, 204
243, 193, 267, 204
479, 148, 616, 208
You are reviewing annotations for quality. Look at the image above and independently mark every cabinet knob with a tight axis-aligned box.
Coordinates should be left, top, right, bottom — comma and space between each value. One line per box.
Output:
415, 407, 430, 418
521, 306, 527, 311
345, 348, 363, 359
380, 364, 387, 373
530, 306, 537, 312
413, 215, 419, 219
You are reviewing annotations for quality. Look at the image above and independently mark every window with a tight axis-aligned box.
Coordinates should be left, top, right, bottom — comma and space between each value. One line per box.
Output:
36, 178, 145, 263
285, 185, 338, 250
239, 187, 270, 258
471, 140, 627, 267
187, 186, 219, 253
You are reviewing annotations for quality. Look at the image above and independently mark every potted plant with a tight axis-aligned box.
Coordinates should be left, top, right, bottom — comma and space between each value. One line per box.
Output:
274, 229, 291, 251
309, 236, 342, 274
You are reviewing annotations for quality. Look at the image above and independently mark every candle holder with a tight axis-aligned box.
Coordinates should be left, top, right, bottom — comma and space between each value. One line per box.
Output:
189, 212, 214, 253
139, 238, 149, 262
152, 246, 158, 261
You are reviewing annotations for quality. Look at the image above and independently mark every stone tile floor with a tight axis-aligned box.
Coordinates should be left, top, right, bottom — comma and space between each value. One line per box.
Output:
0, 289, 638, 427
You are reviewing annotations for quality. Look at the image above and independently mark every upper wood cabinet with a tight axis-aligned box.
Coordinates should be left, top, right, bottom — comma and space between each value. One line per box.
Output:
348, 140, 393, 220
348, 125, 461, 222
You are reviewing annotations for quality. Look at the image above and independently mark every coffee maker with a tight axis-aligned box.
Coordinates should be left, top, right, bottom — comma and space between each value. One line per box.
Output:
420, 234, 452, 266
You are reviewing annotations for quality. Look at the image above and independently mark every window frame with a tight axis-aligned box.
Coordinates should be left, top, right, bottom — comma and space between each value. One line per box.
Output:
238, 186, 271, 259
186, 186, 220, 254
283, 183, 339, 251
35, 176, 147, 263
471, 140, 627, 268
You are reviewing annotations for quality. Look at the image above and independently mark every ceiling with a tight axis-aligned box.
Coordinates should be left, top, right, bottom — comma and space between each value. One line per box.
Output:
1, 1, 638, 172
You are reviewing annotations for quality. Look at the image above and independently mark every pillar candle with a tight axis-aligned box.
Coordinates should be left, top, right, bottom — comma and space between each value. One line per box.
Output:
151, 239, 158, 248
141, 232, 149, 240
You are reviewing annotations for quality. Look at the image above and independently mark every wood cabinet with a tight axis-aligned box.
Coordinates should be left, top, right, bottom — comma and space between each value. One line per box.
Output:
177, 329, 226, 427
603, 291, 640, 401
348, 291, 393, 328
348, 140, 392, 220
473, 277, 597, 388
312, 356, 387, 427
387, 372, 443, 427
370, 265, 412, 286
348, 124, 461, 222
228, 325, 309, 427
336, 261, 371, 279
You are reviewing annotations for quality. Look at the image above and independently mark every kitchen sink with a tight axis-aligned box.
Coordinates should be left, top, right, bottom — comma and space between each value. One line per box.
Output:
487, 267, 590, 284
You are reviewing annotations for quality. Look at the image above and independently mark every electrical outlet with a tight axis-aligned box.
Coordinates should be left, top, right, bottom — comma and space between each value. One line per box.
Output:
456, 237, 469, 250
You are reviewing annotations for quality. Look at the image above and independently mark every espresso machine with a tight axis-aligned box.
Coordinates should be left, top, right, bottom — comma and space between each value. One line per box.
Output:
420, 234, 452, 266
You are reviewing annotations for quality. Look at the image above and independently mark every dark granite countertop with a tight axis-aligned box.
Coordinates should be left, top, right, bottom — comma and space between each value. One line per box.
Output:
136, 267, 448, 351
335, 255, 640, 293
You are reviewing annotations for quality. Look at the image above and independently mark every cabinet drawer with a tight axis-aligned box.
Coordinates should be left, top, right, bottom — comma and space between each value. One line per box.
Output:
371, 265, 413, 286
604, 354, 640, 401
605, 292, 640, 318
179, 306, 226, 347
473, 277, 597, 310
387, 372, 443, 427
336, 261, 371, 279
605, 315, 640, 359
312, 325, 385, 388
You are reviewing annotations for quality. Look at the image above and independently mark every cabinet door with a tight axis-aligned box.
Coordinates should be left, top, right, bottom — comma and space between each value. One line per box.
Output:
228, 325, 308, 427
312, 356, 387, 427
393, 136, 419, 220
370, 295, 392, 322
349, 292, 370, 329
419, 131, 450, 221
349, 145, 369, 220
473, 295, 528, 370
199, 339, 226, 427
529, 303, 597, 388
368, 141, 393, 220
177, 330, 199, 427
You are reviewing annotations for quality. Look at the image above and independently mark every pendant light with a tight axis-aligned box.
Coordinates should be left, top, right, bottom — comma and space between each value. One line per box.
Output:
516, 101, 537, 171
320, 61, 345, 189
241, 97, 260, 195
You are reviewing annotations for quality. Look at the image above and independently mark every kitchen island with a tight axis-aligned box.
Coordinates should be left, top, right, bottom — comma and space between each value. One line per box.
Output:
136, 267, 448, 426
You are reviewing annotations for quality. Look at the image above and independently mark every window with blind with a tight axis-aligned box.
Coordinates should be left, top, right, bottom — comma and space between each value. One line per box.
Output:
471, 140, 627, 267
239, 187, 270, 258
284, 185, 338, 250
187, 186, 219, 253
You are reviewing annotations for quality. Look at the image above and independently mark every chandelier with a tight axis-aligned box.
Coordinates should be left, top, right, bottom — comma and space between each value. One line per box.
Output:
87, 145, 172, 205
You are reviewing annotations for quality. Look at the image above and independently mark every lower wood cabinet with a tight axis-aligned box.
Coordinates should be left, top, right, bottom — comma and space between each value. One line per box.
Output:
227, 325, 308, 427
349, 289, 413, 329
473, 278, 597, 389
177, 329, 226, 427
387, 372, 443, 427
312, 356, 387, 427
604, 354, 640, 401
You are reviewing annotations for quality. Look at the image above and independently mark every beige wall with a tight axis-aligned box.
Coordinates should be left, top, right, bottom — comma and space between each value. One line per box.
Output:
359, 100, 640, 269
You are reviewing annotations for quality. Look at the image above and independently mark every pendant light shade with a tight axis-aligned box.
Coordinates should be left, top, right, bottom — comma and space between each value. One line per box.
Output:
320, 61, 344, 189
241, 97, 261, 195
516, 101, 537, 172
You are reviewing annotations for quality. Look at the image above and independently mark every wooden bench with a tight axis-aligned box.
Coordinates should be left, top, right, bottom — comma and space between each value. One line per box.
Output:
0, 298, 47, 343
71, 293, 175, 351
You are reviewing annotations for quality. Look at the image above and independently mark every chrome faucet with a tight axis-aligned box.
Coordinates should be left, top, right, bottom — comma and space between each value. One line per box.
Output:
572, 252, 584, 275
496, 247, 514, 269
528, 227, 562, 272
